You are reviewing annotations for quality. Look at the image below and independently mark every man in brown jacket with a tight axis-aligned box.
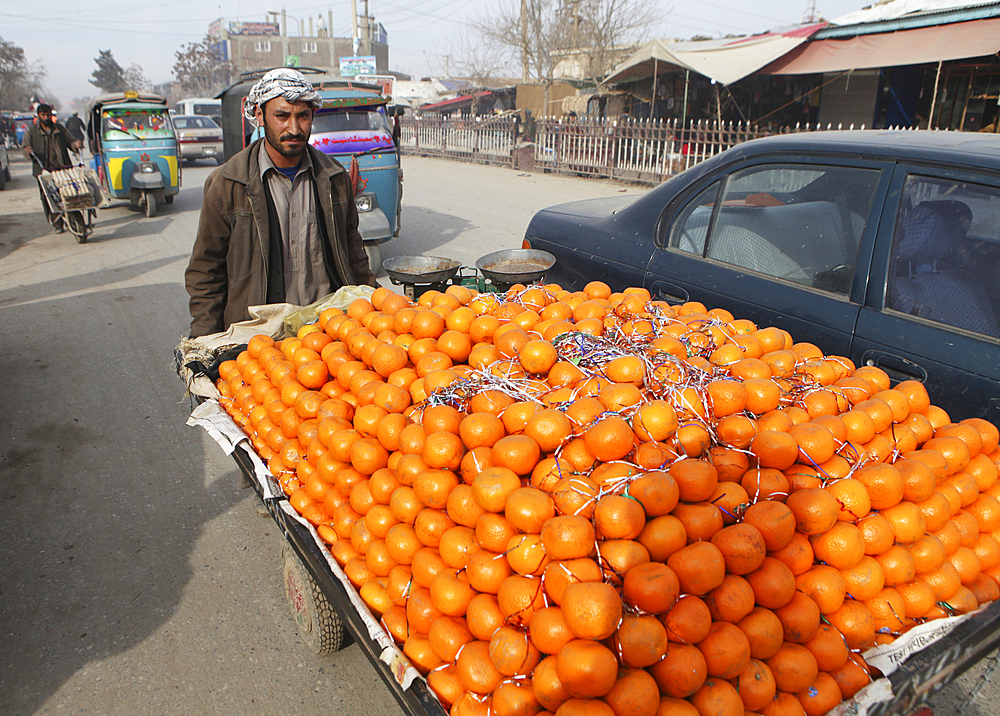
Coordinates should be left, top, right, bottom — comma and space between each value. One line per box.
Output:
185, 68, 377, 337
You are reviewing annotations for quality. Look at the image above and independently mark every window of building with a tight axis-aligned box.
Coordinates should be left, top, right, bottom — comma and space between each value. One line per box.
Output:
255, 41, 271, 52
302, 42, 318, 54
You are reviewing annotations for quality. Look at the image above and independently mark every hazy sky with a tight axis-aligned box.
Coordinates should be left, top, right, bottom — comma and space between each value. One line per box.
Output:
2, 0, 866, 108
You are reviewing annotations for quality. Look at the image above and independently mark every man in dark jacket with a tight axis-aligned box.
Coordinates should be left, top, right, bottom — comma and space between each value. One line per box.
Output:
185, 68, 377, 337
21, 104, 83, 233
66, 111, 86, 142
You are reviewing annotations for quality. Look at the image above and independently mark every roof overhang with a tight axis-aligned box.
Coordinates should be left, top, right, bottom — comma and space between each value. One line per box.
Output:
761, 16, 1000, 75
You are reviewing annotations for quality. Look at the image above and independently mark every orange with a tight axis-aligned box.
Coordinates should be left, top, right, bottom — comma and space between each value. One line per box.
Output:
785, 487, 839, 535
532, 654, 571, 712
810, 522, 866, 570
454, 640, 503, 695
768, 532, 814, 577
794, 565, 847, 615
765, 642, 819, 694
774, 590, 821, 644
528, 605, 575, 655
736, 606, 784, 661
525, 409, 574, 453
667, 541, 726, 596
622, 561, 680, 615
542, 558, 604, 605
742, 500, 796, 551
689, 679, 744, 716
711, 524, 767, 576
660, 594, 712, 645
826, 478, 873, 523
593, 494, 646, 540
488, 625, 541, 677
497, 575, 546, 626
796, 672, 843, 716
744, 557, 796, 610
584, 416, 635, 462
613, 614, 669, 668
704, 574, 756, 624
649, 644, 707, 701
555, 639, 619, 699
826, 600, 876, 650
492, 435, 542, 476
601, 668, 660, 716
562, 582, 623, 640
519, 339, 559, 375
541, 514, 597, 560
729, 658, 776, 712
471, 466, 523, 512
851, 461, 904, 508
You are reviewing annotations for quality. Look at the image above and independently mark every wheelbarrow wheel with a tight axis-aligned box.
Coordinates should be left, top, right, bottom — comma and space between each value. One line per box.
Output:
281, 545, 346, 655
68, 211, 89, 243
144, 192, 156, 218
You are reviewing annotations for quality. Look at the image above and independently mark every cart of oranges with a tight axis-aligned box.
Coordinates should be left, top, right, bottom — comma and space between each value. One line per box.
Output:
211, 280, 1000, 716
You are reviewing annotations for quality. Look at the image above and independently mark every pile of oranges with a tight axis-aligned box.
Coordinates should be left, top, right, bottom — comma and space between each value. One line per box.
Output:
216, 281, 1000, 716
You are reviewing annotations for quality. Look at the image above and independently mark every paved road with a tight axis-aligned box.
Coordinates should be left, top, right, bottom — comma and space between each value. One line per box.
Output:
0, 149, 995, 716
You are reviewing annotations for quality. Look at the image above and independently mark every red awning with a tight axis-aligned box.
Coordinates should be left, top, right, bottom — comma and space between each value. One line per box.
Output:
762, 17, 1000, 75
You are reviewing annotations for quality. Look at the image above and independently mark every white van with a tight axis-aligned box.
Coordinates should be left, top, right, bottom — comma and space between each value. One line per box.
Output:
175, 98, 221, 121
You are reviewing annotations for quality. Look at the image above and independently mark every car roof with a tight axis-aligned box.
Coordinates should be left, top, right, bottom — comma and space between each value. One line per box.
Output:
735, 130, 1000, 171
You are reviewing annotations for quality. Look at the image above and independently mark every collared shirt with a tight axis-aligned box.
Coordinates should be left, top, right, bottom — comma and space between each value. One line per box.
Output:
258, 145, 331, 306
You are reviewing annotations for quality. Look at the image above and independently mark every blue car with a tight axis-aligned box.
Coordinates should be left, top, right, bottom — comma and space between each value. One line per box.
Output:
524, 131, 1000, 423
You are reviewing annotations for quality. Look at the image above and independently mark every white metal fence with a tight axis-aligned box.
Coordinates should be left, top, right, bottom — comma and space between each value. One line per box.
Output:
399, 116, 892, 184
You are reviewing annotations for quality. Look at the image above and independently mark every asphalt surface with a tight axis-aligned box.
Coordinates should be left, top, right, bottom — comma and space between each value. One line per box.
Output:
0, 147, 996, 715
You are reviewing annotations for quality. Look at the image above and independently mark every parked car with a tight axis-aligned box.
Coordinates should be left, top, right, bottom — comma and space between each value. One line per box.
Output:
172, 114, 224, 165
524, 130, 1000, 423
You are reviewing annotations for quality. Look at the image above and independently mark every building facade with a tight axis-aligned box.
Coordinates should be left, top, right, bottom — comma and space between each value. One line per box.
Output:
208, 16, 388, 79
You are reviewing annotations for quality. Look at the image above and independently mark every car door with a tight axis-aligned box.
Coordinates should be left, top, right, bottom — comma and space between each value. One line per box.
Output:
852, 164, 1000, 422
644, 157, 892, 357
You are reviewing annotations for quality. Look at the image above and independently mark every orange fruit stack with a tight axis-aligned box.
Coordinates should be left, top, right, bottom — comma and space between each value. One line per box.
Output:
216, 281, 1000, 716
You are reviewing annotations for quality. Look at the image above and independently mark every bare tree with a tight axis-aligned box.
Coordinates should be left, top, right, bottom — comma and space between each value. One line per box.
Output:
172, 36, 234, 97
1, 36, 49, 111
122, 63, 151, 92
471, 0, 653, 85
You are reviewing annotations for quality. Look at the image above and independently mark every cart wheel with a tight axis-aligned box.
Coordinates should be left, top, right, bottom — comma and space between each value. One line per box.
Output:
68, 212, 88, 243
145, 192, 156, 218
364, 242, 382, 276
281, 545, 346, 654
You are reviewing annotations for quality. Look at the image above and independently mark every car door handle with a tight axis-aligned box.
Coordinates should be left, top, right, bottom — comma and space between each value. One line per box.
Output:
860, 350, 929, 383
650, 280, 689, 305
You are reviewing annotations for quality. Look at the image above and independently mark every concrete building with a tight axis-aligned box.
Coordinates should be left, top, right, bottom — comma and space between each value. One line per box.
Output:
208, 14, 388, 79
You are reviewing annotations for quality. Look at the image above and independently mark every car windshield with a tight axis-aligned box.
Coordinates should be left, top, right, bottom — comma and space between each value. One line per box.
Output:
173, 116, 220, 130
312, 107, 391, 135
102, 108, 173, 139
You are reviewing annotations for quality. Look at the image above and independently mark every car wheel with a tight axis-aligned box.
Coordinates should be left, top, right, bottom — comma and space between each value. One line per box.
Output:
364, 243, 381, 277
145, 192, 156, 218
165, 194, 174, 204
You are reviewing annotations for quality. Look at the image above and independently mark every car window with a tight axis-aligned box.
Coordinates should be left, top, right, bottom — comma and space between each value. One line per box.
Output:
703, 164, 880, 294
885, 174, 1000, 339
669, 182, 721, 255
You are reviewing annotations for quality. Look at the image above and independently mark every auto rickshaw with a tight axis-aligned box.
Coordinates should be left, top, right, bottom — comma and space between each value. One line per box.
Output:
86, 91, 180, 217
219, 68, 403, 273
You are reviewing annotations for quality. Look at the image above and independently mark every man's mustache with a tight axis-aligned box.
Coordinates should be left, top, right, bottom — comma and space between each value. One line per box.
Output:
280, 134, 306, 142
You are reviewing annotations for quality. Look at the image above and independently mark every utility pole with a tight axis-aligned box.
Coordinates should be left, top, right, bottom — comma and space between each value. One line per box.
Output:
520, 0, 529, 82
364, 0, 372, 55
351, 0, 360, 55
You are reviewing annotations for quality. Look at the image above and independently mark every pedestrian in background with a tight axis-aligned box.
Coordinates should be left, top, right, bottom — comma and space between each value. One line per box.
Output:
66, 111, 86, 143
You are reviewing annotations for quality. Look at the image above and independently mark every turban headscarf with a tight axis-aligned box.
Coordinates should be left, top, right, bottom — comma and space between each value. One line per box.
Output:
243, 68, 323, 127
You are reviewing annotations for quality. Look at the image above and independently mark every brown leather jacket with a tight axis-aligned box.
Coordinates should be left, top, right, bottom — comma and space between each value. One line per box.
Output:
185, 139, 376, 337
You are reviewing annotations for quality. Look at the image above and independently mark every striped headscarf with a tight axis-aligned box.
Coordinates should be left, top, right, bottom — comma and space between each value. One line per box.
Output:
243, 68, 322, 127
